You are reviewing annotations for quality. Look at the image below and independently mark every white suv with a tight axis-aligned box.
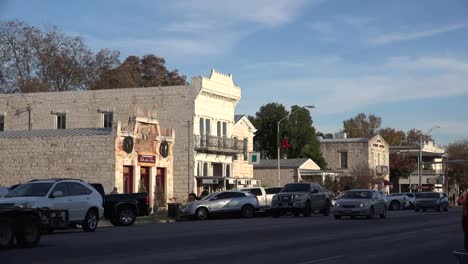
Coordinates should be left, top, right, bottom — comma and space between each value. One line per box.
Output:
0, 179, 104, 232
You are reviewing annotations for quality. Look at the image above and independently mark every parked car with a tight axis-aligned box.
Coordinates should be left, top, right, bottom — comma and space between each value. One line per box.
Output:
0, 179, 104, 232
240, 187, 280, 211
270, 182, 332, 217
0, 206, 42, 249
463, 195, 468, 250
179, 190, 259, 220
402, 192, 416, 209
386, 193, 410, 210
333, 189, 387, 219
0, 187, 9, 197
414, 192, 449, 212
90, 183, 150, 226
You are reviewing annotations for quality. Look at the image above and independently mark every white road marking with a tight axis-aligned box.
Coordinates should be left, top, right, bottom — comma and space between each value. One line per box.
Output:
296, 255, 345, 264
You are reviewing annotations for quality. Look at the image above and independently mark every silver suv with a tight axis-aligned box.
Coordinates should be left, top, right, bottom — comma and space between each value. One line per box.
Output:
0, 179, 104, 232
179, 191, 260, 220
271, 182, 332, 217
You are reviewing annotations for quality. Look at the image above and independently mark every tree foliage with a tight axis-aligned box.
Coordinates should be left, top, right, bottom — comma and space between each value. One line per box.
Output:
342, 113, 382, 138
250, 103, 327, 169
446, 140, 468, 189
0, 20, 186, 93
389, 153, 417, 180
378, 127, 406, 146
405, 129, 434, 146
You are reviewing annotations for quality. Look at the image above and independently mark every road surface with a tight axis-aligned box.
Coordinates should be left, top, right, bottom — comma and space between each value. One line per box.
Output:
1, 209, 462, 264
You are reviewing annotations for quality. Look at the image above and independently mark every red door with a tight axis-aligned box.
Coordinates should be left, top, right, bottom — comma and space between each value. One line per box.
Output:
156, 168, 166, 193
140, 167, 150, 193
123, 166, 134, 194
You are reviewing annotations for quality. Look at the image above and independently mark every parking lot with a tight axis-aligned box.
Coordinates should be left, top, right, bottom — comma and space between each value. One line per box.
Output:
1, 208, 462, 264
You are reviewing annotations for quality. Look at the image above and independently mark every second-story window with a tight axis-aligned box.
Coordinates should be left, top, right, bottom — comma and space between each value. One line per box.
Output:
243, 138, 248, 161
0, 115, 4, 131
340, 152, 348, 169
205, 119, 211, 136
199, 118, 204, 135
103, 112, 113, 128
56, 113, 66, 129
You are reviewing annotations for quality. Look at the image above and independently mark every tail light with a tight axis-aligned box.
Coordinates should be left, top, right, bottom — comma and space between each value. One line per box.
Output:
146, 195, 150, 205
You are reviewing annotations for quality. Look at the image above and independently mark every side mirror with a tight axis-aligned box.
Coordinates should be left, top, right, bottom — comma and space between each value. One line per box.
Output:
52, 191, 64, 198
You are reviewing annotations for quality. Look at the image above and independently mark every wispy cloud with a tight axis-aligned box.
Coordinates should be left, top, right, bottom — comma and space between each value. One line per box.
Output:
369, 22, 468, 45
308, 21, 334, 34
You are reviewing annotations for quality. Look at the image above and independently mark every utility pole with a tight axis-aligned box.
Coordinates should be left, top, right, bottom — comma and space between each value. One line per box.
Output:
418, 135, 423, 192
187, 120, 191, 195
27, 106, 32, 131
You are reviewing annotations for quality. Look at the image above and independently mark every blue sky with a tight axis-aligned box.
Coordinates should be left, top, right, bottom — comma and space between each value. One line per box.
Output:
1, 0, 468, 145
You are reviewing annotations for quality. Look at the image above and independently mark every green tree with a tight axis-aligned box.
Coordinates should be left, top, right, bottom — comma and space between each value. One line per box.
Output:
379, 127, 406, 146
250, 103, 326, 168
446, 140, 468, 189
249, 103, 289, 159
405, 129, 434, 146
342, 113, 382, 138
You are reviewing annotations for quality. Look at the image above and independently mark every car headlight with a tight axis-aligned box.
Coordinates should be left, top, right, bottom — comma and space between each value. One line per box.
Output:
360, 202, 369, 207
17, 202, 35, 208
335, 202, 340, 207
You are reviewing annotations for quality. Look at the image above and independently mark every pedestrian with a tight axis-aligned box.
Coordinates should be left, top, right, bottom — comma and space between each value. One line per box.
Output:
110, 187, 118, 194
200, 190, 209, 199
453, 193, 457, 207
185, 193, 197, 204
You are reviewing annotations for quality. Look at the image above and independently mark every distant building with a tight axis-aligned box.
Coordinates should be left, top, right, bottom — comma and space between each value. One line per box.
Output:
253, 158, 323, 187
319, 133, 390, 192
390, 141, 446, 193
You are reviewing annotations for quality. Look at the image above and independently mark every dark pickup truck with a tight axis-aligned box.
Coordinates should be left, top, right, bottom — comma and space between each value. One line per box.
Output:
91, 184, 150, 226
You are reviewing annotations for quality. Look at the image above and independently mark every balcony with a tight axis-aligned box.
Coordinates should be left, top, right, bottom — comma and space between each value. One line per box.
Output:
194, 135, 244, 154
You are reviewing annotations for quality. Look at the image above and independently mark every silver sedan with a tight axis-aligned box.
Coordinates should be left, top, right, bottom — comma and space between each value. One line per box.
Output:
179, 191, 260, 220
333, 189, 387, 219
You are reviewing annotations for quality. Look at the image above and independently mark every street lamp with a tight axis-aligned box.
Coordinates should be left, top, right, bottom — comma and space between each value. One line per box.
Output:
277, 105, 316, 186
418, 125, 440, 192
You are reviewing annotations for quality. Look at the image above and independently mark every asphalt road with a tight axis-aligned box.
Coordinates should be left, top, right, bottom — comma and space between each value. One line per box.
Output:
1, 208, 463, 264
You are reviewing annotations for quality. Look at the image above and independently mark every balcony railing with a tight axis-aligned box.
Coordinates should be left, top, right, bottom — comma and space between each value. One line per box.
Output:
194, 135, 244, 154
376, 165, 389, 175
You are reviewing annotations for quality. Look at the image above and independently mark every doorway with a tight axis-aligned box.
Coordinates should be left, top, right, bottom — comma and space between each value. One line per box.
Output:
123, 166, 134, 194
140, 167, 150, 193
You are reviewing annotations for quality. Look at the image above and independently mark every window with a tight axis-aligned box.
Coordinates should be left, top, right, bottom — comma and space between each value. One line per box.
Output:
225, 164, 231, 177
56, 113, 66, 129
103, 112, 113, 128
68, 182, 92, 196
205, 119, 211, 135
265, 187, 282, 194
199, 118, 204, 135
0, 115, 4, 131
243, 138, 248, 161
217, 121, 221, 137
222, 122, 227, 137
340, 152, 348, 169
203, 163, 208, 176
51, 182, 69, 196
216, 192, 245, 199
244, 188, 262, 196
6, 183, 53, 197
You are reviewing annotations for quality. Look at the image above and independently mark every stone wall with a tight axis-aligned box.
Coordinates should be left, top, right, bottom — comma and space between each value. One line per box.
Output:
233, 118, 254, 179
0, 86, 194, 199
254, 168, 296, 187
0, 134, 115, 190
320, 141, 369, 174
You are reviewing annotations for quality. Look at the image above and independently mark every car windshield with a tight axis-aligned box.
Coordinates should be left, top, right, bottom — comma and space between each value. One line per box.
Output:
6, 183, 53, 197
281, 184, 310, 193
201, 192, 218, 200
342, 191, 372, 199
415, 193, 440, 199
405, 193, 415, 198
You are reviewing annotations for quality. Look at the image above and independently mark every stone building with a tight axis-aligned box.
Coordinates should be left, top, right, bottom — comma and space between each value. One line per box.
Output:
0, 117, 175, 209
0, 69, 256, 200
319, 133, 390, 191
253, 158, 322, 187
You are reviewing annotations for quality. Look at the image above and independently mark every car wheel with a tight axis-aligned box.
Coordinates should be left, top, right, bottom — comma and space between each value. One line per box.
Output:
390, 201, 400, 211
82, 209, 99, 232
16, 214, 41, 248
322, 200, 331, 216
444, 205, 448, 212
241, 205, 255, 218
0, 217, 14, 249
334, 215, 341, 220
303, 201, 312, 217
380, 207, 387, 219
438, 205, 443, 212
195, 207, 209, 220
367, 206, 374, 219
118, 207, 136, 226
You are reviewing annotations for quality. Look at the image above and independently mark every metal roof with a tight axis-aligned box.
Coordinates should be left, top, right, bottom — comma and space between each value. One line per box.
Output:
234, 115, 245, 124
0, 128, 112, 139
319, 138, 369, 143
254, 158, 311, 169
